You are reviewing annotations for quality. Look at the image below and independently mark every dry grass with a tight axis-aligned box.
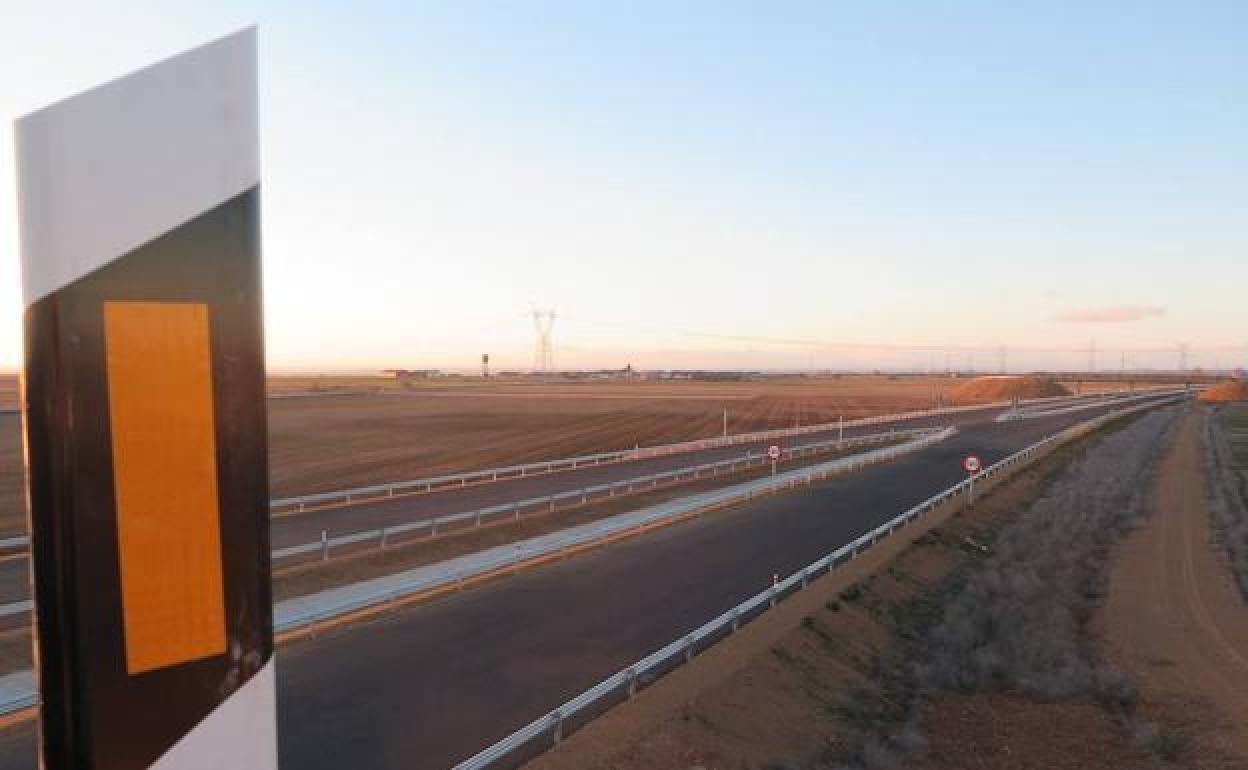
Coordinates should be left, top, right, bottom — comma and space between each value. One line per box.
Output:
1206, 405, 1248, 598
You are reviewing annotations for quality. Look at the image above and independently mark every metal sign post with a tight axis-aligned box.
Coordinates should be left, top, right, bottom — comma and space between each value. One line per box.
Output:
16, 28, 276, 770
767, 444, 781, 476
963, 455, 982, 505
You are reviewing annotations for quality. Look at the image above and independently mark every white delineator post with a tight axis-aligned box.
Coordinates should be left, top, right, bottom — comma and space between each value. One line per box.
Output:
16, 28, 276, 770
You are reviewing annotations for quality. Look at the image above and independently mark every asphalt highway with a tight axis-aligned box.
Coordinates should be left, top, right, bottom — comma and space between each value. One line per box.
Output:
0, 397, 1161, 770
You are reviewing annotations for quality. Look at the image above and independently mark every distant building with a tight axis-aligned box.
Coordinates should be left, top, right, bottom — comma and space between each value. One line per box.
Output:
381, 369, 442, 380
653, 370, 763, 382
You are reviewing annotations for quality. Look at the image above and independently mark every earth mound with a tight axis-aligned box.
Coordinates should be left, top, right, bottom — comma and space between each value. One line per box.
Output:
949, 376, 1071, 403
1198, 380, 1248, 403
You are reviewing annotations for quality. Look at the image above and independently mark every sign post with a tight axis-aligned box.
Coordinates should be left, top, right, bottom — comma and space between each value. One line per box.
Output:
768, 444, 781, 476
963, 455, 982, 505
16, 28, 276, 770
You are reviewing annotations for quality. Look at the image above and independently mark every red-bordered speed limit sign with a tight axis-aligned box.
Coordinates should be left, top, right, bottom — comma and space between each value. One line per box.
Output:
767, 445, 782, 460
963, 455, 982, 474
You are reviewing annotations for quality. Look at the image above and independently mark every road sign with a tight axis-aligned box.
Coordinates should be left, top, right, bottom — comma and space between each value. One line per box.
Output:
767, 445, 782, 460
963, 455, 982, 474
17, 29, 276, 769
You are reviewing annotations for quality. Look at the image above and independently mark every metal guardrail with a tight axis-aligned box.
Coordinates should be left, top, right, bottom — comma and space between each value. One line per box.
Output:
0, 671, 35, 714
0, 600, 32, 617
995, 389, 1188, 422
270, 448, 637, 515
271, 428, 932, 563
452, 394, 1188, 770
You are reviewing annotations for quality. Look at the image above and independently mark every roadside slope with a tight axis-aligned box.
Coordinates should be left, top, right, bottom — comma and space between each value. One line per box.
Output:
1102, 407, 1248, 761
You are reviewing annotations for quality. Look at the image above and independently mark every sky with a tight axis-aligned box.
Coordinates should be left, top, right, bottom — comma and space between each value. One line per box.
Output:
1, 1, 1245, 373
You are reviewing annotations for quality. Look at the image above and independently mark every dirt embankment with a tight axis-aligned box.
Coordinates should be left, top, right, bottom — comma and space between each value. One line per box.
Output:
1101, 408, 1248, 762
948, 375, 1071, 403
528, 406, 1234, 770
1200, 380, 1248, 403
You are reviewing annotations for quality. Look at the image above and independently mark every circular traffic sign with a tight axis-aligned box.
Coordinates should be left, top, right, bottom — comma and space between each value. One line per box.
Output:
963, 455, 982, 474
767, 445, 782, 460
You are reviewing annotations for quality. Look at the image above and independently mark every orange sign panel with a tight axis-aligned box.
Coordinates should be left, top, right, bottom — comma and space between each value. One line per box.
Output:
104, 301, 226, 674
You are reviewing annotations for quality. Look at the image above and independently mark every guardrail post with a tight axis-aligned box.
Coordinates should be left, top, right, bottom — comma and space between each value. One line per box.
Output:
431, 518, 439, 537
552, 711, 564, 745
801, 568, 809, 588
684, 635, 695, 663
549, 496, 556, 512
731, 609, 741, 632
627, 667, 638, 698
581, 489, 587, 504
380, 527, 388, 549
387, 487, 394, 498
514, 503, 521, 521
475, 509, 483, 527
320, 530, 329, 561
297, 502, 305, 514
769, 586, 778, 608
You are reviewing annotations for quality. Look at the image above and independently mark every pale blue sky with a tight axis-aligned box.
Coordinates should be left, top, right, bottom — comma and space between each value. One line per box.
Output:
2, 1, 1245, 372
